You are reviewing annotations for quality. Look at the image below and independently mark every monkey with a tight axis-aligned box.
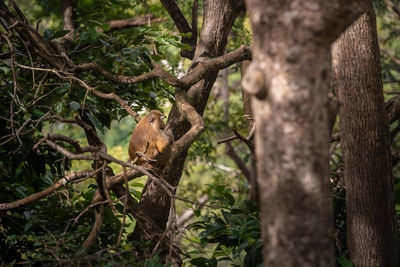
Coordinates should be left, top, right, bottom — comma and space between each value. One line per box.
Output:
128, 110, 172, 168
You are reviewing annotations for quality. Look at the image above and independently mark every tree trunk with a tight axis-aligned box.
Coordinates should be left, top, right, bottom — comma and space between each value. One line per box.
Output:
61, 0, 77, 31
134, 0, 245, 237
61, 0, 77, 49
243, 0, 364, 266
332, 3, 398, 266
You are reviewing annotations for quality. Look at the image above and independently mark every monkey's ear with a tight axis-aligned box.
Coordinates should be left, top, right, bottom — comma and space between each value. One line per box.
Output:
149, 114, 157, 125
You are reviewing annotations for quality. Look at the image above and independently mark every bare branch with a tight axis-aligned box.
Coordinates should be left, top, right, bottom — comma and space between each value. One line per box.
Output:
45, 139, 97, 160
225, 142, 251, 182
0, 170, 95, 210
75, 45, 251, 90
217, 123, 255, 147
38, 134, 99, 153
8, 0, 27, 23
182, 45, 252, 86
107, 14, 166, 31
386, 94, 400, 124
160, 0, 196, 59
75, 62, 182, 89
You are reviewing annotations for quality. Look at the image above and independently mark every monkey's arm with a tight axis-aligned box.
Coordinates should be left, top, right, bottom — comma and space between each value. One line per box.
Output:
155, 133, 172, 154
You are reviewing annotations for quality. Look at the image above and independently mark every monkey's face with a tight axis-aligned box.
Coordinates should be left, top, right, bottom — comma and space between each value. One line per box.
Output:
148, 112, 166, 130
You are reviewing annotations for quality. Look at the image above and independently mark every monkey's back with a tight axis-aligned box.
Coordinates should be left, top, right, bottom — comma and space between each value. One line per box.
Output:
128, 117, 171, 167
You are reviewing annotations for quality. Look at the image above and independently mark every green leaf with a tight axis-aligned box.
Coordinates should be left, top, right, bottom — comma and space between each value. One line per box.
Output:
131, 182, 144, 187
69, 101, 81, 110
53, 30, 71, 39
216, 185, 224, 193
89, 28, 101, 41
99, 39, 110, 47
151, 54, 161, 61
190, 257, 209, 266
43, 30, 54, 40
86, 112, 104, 134
337, 256, 353, 267
56, 83, 70, 94
54, 102, 63, 113
224, 192, 235, 206
24, 221, 33, 232
32, 109, 45, 117
179, 32, 192, 38
194, 209, 201, 217
0, 66, 10, 73
101, 24, 111, 32
221, 209, 232, 223
80, 32, 90, 41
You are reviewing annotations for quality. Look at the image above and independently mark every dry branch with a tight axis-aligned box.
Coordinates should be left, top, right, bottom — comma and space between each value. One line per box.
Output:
160, 0, 196, 59
386, 95, 400, 124
225, 142, 251, 182
107, 14, 166, 31
0, 170, 95, 210
75, 46, 251, 90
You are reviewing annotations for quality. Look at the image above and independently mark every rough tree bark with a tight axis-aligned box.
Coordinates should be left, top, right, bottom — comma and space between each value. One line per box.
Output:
133, 0, 246, 238
61, 0, 77, 49
61, 0, 77, 31
243, 0, 365, 266
332, 3, 398, 266
241, 60, 259, 205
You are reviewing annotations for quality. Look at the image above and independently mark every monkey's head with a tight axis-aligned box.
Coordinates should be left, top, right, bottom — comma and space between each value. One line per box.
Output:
147, 110, 166, 130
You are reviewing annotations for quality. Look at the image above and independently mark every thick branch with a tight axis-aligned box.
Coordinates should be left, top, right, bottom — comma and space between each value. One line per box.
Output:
386, 95, 400, 124
160, 0, 196, 59
77, 46, 250, 89
45, 139, 96, 160
75, 62, 182, 89
225, 142, 251, 182
171, 90, 206, 156
180, 45, 251, 87
39, 134, 99, 153
160, 0, 192, 36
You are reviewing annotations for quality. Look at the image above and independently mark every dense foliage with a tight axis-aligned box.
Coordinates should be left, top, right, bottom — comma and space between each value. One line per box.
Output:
1, 0, 400, 266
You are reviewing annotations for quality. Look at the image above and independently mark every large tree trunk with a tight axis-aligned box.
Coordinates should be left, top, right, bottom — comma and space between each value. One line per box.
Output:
332, 3, 398, 266
243, 0, 364, 266
133, 0, 245, 237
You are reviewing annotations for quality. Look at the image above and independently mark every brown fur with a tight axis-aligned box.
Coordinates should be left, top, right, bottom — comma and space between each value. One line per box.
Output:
128, 110, 172, 167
